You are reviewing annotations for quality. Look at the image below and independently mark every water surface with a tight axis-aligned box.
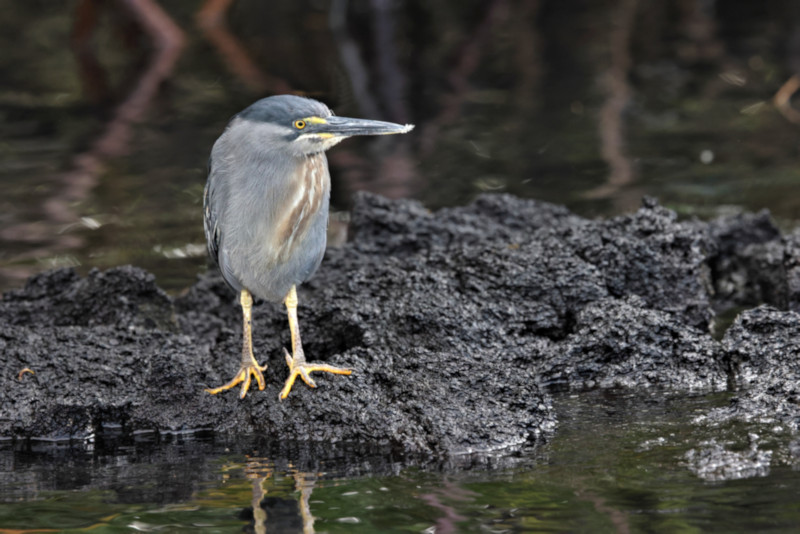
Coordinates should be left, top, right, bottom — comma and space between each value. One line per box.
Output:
2, 391, 799, 532
2, 1, 800, 291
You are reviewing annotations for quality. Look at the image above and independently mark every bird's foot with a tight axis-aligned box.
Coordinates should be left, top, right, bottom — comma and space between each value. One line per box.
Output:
205, 357, 267, 399
279, 348, 352, 400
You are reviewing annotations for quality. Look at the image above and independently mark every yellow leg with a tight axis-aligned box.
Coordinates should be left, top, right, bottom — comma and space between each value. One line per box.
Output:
280, 285, 352, 400
206, 289, 267, 399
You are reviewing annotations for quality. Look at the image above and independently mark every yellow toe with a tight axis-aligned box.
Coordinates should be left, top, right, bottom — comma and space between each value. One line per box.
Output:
206, 361, 267, 399
279, 353, 352, 400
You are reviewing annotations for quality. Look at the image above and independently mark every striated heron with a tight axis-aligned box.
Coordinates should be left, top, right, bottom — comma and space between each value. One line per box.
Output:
203, 95, 413, 399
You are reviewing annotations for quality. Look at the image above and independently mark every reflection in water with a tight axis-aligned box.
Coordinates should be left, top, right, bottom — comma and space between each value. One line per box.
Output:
417, 0, 507, 157
774, 74, 800, 123
196, 0, 290, 94
1, 0, 184, 288
3, 391, 800, 531
3, 1, 800, 293
587, 0, 637, 206
419, 479, 476, 534
70, 0, 185, 207
243, 457, 317, 534
328, 0, 419, 200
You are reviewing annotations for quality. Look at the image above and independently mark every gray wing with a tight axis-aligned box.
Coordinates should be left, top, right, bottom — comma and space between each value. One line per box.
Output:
203, 155, 220, 267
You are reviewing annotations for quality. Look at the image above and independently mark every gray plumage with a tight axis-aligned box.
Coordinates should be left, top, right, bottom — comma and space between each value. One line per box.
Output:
204, 98, 330, 301
202, 94, 412, 399
204, 94, 413, 305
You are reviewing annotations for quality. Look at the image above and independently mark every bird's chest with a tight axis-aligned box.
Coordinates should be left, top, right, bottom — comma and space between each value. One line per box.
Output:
271, 155, 330, 261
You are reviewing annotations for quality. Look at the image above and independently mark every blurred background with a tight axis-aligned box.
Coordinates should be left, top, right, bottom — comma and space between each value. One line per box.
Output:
2, 0, 800, 293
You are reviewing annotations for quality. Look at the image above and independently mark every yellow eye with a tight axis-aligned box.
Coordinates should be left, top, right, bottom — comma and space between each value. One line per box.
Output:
294, 120, 306, 130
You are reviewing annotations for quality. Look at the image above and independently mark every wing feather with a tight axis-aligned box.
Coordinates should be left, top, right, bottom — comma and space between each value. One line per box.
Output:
203, 156, 220, 267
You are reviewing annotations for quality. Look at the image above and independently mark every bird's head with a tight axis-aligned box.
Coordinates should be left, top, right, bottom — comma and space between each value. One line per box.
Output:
236, 94, 414, 157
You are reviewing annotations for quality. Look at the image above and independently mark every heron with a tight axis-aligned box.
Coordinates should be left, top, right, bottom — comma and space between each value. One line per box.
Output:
203, 95, 413, 399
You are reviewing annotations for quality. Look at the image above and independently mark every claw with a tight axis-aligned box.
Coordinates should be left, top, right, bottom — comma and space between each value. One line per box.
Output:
279, 348, 352, 400
205, 360, 267, 399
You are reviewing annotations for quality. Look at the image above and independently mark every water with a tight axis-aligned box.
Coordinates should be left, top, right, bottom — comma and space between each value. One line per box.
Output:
2, 1, 800, 291
2, 391, 800, 532
3, 1, 800, 530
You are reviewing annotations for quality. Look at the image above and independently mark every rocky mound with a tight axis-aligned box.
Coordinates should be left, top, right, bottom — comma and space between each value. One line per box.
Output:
1, 193, 798, 458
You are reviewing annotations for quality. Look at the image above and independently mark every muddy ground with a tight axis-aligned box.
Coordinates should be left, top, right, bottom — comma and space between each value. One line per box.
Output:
2, 193, 799, 468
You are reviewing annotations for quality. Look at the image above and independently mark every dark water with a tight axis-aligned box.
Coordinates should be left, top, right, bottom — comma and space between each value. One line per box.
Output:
4, 0, 800, 531
2, 0, 800, 291
2, 391, 800, 533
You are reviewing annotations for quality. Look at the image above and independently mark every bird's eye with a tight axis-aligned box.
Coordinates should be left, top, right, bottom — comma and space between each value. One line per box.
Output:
294, 120, 306, 130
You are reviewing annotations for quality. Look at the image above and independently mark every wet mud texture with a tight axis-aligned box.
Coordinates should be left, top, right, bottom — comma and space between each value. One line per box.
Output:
1, 193, 798, 457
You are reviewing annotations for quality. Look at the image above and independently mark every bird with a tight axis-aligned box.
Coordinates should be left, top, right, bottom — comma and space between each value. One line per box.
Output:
203, 95, 413, 400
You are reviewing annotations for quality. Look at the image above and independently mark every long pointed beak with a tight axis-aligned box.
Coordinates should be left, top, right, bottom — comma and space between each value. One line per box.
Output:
320, 116, 414, 137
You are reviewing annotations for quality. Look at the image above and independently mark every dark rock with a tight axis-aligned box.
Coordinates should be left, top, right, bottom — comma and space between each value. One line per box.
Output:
540, 297, 725, 391
0, 193, 798, 459
578, 198, 715, 329
0, 265, 174, 331
685, 434, 772, 481
708, 211, 786, 311
783, 228, 800, 312
706, 306, 800, 433
724, 305, 800, 388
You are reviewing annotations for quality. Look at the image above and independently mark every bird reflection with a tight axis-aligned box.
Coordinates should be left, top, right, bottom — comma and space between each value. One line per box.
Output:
240, 456, 318, 534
